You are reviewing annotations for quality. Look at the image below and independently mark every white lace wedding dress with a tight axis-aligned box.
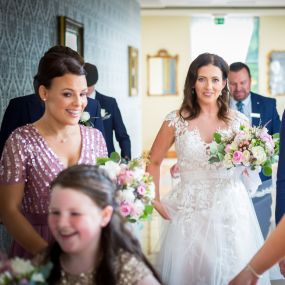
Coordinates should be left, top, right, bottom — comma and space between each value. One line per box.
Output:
156, 110, 270, 285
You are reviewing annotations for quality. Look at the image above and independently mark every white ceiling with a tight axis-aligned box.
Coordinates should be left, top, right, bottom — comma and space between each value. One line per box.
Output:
140, 0, 285, 8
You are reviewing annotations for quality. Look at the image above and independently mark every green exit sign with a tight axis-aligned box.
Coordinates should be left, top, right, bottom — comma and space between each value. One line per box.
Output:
214, 17, 225, 25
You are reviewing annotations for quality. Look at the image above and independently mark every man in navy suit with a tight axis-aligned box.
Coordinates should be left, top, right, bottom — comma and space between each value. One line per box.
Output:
228, 62, 281, 238
229, 62, 280, 137
275, 110, 285, 224
0, 78, 105, 157
85, 63, 131, 160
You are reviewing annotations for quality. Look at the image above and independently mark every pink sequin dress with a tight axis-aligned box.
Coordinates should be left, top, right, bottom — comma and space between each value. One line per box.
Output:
0, 124, 107, 258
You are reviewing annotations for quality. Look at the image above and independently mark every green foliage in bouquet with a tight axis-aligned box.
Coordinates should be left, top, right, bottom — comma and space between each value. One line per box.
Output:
209, 125, 279, 177
0, 255, 52, 285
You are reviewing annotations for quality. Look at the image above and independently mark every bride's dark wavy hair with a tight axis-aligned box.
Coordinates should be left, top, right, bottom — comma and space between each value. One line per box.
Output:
179, 52, 230, 122
42, 164, 162, 285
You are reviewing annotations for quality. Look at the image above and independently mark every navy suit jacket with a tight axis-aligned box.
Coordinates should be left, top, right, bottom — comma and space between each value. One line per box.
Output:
0, 93, 105, 157
250, 92, 281, 182
95, 91, 131, 159
275, 110, 285, 224
250, 92, 280, 135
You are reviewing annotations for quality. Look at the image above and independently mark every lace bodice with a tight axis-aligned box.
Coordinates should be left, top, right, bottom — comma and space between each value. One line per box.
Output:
165, 110, 249, 182
157, 110, 270, 285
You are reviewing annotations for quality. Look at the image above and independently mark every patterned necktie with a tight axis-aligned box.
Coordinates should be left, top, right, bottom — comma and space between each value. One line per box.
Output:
236, 101, 244, 113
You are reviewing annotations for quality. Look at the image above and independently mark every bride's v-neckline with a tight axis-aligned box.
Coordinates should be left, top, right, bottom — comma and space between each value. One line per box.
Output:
185, 125, 232, 146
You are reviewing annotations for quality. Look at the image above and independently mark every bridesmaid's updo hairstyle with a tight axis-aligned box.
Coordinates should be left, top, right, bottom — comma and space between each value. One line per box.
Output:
180, 52, 230, 122
45, 164, 162, 285
33, 45, 86, 96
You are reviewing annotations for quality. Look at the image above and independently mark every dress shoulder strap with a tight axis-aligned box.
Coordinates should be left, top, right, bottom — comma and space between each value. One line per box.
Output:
164, 110, 188, 136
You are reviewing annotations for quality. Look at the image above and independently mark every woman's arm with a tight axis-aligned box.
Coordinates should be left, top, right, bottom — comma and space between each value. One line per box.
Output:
146, 121, 175, 219
229, 215, 285, 284
0, 183, 48, 255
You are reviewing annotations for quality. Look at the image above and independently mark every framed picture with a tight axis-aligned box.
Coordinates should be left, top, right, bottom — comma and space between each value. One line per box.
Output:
268, 50, 285, 96
128, 46, 138, 96
58, 16, 84, 57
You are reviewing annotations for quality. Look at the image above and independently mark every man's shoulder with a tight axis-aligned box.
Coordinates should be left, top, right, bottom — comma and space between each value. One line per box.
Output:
251, 92, 276, 104
87, 96, 99, 106
96, 91, 116, 104
9, 94, 39, 105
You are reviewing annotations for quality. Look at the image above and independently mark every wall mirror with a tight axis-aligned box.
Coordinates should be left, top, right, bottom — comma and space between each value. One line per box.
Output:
147, 49, 178, 96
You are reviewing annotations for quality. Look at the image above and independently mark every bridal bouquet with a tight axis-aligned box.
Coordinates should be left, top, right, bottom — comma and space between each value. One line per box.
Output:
0, 254, 52, 285
97, 152, 155, 223
208, 124, 279, 176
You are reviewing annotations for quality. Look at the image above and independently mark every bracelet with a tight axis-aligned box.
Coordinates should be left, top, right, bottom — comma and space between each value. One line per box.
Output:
246, 264, 263, 279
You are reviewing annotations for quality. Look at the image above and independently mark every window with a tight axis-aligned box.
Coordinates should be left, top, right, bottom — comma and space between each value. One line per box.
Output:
191, 16, 259, 92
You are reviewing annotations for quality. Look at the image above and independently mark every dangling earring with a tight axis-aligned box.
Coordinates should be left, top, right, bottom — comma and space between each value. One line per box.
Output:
192, 89, 195, 96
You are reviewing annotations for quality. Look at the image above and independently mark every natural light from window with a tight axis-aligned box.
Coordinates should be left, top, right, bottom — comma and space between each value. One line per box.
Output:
191, 16, 254, 65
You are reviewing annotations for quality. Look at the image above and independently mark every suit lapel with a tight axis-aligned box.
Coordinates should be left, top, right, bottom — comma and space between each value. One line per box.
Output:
250, 93, 261, 127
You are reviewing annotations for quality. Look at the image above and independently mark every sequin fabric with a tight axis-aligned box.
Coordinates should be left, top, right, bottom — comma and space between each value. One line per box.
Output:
0, 124, 107, 214
0, 124, 107, 257
54, 251, 152, 285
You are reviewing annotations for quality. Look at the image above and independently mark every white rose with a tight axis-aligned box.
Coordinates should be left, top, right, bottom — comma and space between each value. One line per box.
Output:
31, 273, 45, 282
132, 167, 145, 180
230, 141, 238, 151
252, 146, 267, 165
223, 153, 234, 168
11, 257, 34, 274
80, 111, 90, 122
133, 199, 145, 216
100, 161, 121, 180
241, 150, 251, 166
118, 188, 136, 203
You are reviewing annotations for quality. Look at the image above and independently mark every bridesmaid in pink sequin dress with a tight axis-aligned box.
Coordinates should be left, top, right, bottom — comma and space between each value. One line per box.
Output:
0, 46, 107, 258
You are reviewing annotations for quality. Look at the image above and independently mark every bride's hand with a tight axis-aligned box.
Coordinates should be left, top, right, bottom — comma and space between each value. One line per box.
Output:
152, 200, 171, 220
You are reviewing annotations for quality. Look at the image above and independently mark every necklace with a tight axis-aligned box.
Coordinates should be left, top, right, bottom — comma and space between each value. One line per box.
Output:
60, 268, 95, 285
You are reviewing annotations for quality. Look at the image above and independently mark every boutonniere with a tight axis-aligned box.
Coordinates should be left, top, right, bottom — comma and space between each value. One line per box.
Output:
101, 109, 111, 120
79, 111, 94, 127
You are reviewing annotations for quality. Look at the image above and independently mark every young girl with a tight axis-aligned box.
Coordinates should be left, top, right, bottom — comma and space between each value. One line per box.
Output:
39, 164, 161, 285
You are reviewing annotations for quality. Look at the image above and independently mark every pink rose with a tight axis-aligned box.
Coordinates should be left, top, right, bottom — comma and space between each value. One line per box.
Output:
232, 150, 243, 164
260, 132, 272, 142
137, 185, 146, 196
117, 172, 127, 185
120, 202, 132, 216
225, 144, 231, 153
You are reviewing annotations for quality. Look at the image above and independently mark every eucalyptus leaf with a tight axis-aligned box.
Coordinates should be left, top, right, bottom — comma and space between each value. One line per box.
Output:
210, 143, 218, 154
262, 166, 272, 177
209, 156, 220, 164
110, 152, 121, 162
213, 132, 222, 143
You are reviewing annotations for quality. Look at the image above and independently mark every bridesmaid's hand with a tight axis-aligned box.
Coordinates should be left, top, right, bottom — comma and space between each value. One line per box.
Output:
279, 259, 285, 277
153, 200, 170, 220
228, 268, 258, 285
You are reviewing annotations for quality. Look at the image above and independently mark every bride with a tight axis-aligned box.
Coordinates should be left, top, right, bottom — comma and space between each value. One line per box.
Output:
146, 53, 270, 285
